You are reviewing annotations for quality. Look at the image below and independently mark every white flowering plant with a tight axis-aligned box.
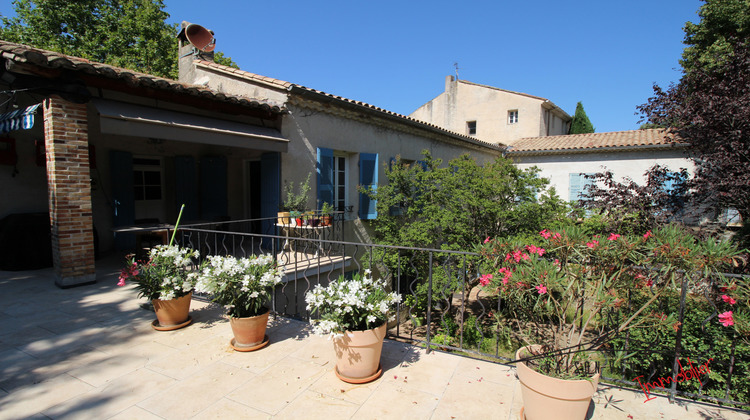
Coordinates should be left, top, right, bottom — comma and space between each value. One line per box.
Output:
305, 269, 402, 338
118, 244, 199, 301
192, 254, 283, 318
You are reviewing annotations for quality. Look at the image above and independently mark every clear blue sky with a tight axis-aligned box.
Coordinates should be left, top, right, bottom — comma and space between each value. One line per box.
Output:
2, 0, 703, 133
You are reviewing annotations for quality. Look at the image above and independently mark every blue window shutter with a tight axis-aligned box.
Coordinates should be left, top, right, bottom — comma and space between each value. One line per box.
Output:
569, 173, 584, 202
317, 148, 334, 210
359, 153, 378, 219
200, 156, 228, 220
174, 156, 198, 222
260, 152, 280, 249
110, 150, 134, 249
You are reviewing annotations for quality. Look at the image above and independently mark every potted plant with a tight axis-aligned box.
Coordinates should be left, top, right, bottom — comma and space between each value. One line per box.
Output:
280, 173, 311, 225
320, 201, 335, 226
305, 269, 402, 383
118, 244, 199, 331
476, 224, 741, 420
193, 254, 283, 351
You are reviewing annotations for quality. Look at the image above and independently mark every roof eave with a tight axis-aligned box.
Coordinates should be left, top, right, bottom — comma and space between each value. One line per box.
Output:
506, 142, 689, 156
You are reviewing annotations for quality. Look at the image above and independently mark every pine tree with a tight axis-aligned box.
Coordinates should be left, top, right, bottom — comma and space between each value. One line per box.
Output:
568, 102, 595, 134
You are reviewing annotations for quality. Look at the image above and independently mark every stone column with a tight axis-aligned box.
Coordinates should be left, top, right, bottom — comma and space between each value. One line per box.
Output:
44, 97, 96, 287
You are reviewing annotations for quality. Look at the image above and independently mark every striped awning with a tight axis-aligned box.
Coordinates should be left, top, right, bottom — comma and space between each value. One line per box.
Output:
0, 103, 41, 134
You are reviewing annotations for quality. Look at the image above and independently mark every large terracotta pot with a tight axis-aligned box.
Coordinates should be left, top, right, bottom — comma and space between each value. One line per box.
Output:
515, 345, 599, 420
333, 322, 386, 383
229, 308, 270, 351
152, 291, 192, 331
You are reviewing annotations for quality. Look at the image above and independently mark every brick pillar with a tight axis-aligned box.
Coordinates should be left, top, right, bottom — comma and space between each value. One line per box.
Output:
44, 97, 96, 287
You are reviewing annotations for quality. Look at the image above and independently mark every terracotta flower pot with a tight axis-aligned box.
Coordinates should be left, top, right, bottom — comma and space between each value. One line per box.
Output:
152, 291, 192, 331
515, 345, 599, 420
229, 308, 270, 351
333, 322, 386, 383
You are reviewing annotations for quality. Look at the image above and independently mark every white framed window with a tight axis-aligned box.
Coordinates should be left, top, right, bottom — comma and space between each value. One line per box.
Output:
508, 110, 519, 124
333, 153, 348, 212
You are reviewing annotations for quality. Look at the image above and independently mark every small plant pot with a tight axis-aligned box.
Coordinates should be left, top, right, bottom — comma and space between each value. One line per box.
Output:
277, 211, 290, 225
229, 308, 270, 351
333, 323, 386, 383
296, 218, 304, 226
152, 292, 192, 331
515, 345, 599, 420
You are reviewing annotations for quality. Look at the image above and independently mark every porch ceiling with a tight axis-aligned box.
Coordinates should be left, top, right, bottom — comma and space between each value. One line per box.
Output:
93, 99, 288, 152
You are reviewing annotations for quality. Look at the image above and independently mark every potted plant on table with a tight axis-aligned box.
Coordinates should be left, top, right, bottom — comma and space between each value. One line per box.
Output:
476, 224, 741, 420
320, 201, 335, 226
280, 173, 311, 226
118, 244, 199, 331
193, 254, 283, 351
305, 269, 402, 383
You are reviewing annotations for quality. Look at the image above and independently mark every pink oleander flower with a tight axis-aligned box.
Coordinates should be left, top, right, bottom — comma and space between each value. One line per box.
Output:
484, 236, 491, 244
553, 259, 560, 266
525, 244, 546, 256
498, 267, 512, 284
553, 233, 561, 240
479, 273, 493, 286
586, 240, 599, 249
608, 233, 621, 241
643, 230, 652, 240
722, 295, 736, 305
117, 277, 126, 287
718, 311, 734, 327
540, 229, 551, 239
645, 279, 653, 287
535, 284, 547, 294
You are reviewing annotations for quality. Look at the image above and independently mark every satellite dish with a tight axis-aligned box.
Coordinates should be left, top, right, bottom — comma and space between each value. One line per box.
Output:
185, 23, 215, 53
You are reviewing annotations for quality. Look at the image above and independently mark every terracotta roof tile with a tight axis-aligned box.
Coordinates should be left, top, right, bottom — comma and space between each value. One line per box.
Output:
506, 129, 683, 155
195, 60, 504, 152
0, 40, 284, 114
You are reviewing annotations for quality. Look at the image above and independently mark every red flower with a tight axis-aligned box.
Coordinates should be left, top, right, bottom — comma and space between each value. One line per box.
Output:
484, 236, 491, 244
540, 229, 551, 239
479, 273, 493, 286
721, 295, 736, 305
643, 230, 652, 240
608, 233, 621, 241
535, 284, 547, 294
586, 240, 599, 249
718, 311, 734, 327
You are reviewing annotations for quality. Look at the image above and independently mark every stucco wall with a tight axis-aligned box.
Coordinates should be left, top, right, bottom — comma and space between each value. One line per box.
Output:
409, 77, 569, 145
512, 148, 693, 201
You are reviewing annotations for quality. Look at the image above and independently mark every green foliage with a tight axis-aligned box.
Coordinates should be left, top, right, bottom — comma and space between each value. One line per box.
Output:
568, 101, 595, 134
606, 291, 750, 403
282, 173, 311, 212
213, 51, 239, 69
1, 0, 239, 79
369, 151, 567, 253
681, 0, 750, 74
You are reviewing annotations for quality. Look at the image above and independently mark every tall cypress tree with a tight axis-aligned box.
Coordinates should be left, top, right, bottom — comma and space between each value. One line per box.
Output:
569, 102, 595, 134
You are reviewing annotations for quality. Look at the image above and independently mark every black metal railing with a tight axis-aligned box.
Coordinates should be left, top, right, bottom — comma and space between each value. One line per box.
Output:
171, 225, 749, 408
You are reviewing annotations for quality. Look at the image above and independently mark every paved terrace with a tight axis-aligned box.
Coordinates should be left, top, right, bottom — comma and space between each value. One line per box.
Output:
1, 259, 748, 420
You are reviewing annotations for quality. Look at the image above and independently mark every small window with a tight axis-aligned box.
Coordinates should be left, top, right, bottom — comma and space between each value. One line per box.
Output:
508, 110, 519, 124
133, 157, 163, 201
467, 121, 477, 135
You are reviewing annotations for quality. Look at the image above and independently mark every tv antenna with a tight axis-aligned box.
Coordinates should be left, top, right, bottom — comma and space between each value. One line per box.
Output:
454, 62, 460, 80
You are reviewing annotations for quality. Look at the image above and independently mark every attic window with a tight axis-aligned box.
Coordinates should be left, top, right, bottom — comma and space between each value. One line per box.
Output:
508, 110, 519, 124
467, 121, 477, 136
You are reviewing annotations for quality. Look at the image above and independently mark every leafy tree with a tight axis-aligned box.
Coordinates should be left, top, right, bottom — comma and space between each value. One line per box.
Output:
580, 165, 690, 235
638, 41, 750, 240
681, 0, 750, 73
568, 101, 595, 134
369, 151, 567, 252
0, 0, 239, 78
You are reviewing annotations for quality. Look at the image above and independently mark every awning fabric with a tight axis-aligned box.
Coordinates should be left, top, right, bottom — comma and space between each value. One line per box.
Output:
0, 103, 41, 134
92, 99, 287, 152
